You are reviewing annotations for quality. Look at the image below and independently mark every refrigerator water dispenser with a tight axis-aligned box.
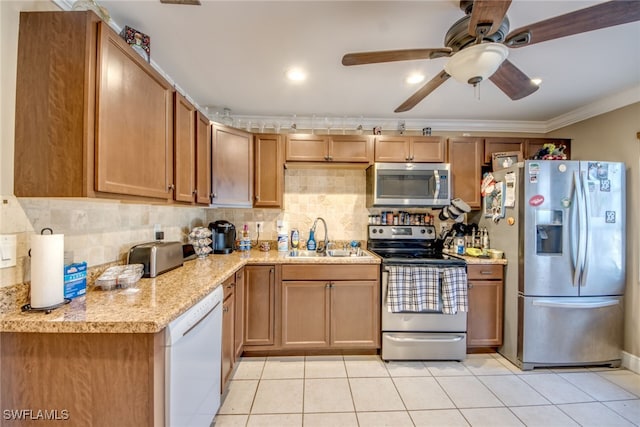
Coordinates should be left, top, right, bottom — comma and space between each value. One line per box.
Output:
536, 210, 563, 255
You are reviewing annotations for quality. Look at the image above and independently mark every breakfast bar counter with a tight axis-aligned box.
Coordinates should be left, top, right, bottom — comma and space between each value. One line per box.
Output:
0, 249, 381, 334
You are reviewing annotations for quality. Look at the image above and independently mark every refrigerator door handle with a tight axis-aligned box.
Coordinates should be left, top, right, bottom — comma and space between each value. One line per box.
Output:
579, 171, 592, 287
573, 171, 587, 287
532, 299, 620, 309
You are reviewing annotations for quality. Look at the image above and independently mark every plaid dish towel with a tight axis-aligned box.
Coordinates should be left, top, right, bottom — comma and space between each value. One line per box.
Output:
387, 265, 440, 313
441, 267, 468, 314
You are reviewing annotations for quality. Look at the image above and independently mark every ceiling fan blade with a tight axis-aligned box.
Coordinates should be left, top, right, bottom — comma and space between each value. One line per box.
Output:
342, 48, 452, 66
489, 59, 539, 100
395, 70, 451, 113
505, 0, 640, 48
467, 0, 512, 37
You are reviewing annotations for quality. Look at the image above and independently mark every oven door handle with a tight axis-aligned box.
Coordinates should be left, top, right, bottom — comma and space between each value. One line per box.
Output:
385, 334, 465, 343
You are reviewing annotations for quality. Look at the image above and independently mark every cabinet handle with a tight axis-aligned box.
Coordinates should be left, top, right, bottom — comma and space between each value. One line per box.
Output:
167, 184, 175, 190
324, 155, 330, 161
328, 155, 333, 161
468, 284, 473, 289
223, 306, 229, 313
480, 271, 493, 275
192, 189, 197, 195
255, 195, 260, 201
212, 192, 217, 198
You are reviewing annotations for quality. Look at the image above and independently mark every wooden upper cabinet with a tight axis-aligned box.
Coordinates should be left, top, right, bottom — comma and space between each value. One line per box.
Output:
483, 137, 524, 164
374, 136, 445, 162
328, 135, 372, 162
211, 124, 253, 207
173, 92, 196, 203
448, 137, 484, 209
286, 134, 328, 161
195, 111, 212, 205
95, 22, 173, 200
285, 134, 372, 163
410, 136, 446, 162
14, 11, 174, 201
254, 134, 284, 208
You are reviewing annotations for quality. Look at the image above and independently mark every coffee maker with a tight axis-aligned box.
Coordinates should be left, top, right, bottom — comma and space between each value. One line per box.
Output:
208, 220, 236, 254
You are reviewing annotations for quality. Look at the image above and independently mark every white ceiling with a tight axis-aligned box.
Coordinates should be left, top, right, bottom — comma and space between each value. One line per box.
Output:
94, 0, 640, 132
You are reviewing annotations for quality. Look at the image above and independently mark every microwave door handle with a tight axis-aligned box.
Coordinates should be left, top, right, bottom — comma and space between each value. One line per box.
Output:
433, 170, 440, 202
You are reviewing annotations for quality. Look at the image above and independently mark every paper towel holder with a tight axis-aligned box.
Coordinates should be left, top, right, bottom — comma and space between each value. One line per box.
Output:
22, 227, 71, 314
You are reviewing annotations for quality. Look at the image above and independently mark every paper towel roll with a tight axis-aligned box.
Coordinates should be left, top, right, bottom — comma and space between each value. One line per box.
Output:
30, 232, 65, 309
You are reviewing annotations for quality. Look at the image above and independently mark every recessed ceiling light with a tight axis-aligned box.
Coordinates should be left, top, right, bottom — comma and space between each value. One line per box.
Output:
531, 78, 542, 86
406, 73, 425, 85
286, 68, 307, 82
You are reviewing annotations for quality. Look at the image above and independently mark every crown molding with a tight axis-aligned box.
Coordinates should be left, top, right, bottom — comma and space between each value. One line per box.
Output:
545, 85, 640, 132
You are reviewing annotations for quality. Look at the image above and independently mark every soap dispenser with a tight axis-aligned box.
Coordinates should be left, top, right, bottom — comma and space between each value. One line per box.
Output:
307, 229, 317, 251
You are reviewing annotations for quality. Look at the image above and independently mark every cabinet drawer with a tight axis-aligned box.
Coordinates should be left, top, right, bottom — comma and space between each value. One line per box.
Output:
222, 275, 235, 299
282, 264, 379, 281
467, 264, 503, 280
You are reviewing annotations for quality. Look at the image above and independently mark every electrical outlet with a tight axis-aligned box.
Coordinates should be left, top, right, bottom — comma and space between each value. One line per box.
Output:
256, 222, 264, 233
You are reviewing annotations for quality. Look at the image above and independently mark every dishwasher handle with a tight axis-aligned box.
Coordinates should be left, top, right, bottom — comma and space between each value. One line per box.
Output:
182, 301, 221, 337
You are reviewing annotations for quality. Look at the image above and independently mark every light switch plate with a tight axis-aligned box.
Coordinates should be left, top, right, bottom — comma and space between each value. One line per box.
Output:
0, 234, 17, 269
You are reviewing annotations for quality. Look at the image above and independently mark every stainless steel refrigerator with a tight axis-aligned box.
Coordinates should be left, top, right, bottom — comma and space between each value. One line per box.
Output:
480, 160, 625, 370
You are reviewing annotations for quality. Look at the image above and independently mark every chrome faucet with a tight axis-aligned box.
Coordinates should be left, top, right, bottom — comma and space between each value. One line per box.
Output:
311, 217, 329, 253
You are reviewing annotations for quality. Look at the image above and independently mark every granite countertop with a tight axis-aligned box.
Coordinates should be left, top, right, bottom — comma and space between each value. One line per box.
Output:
0, 249, 380, 334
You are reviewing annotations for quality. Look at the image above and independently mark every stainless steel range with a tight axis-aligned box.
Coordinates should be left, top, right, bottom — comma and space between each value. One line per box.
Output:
367, 225, 468, 361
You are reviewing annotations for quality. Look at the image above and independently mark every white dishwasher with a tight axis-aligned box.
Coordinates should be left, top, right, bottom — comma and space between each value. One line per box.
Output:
165, 286, 223, 427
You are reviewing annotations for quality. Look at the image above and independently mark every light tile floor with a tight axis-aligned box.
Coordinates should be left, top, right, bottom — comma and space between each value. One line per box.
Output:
214, 353, 640, 426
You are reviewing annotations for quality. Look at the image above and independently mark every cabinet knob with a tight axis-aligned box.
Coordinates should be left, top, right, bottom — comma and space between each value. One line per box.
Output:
212, 192, 217, 198
192, 189, 198, 195
255, 195, 260, 201
324, 155, 330, 161
167, 184, 175, 190
327, 155, 333, 161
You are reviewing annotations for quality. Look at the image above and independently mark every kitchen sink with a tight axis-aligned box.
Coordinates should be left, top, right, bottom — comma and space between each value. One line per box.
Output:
286, 250, 326, 258
285, 249, 374, 259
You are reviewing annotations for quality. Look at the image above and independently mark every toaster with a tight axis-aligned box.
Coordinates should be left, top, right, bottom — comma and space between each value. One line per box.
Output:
127, 241, 184, 278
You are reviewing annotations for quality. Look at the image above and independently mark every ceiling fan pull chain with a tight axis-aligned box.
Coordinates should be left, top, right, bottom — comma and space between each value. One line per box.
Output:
475, 83, 481, 101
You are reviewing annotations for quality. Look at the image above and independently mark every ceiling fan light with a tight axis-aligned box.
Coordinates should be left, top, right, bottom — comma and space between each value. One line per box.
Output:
444, 43, 509, 85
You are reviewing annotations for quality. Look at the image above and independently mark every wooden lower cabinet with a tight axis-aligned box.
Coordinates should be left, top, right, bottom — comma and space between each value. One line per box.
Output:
467, 264, 504, 350
243, 265, 277, 349
221, 275, 236, 390
234, 268, 245, 358
280, 264, 380, 350
1, 331, 165, 427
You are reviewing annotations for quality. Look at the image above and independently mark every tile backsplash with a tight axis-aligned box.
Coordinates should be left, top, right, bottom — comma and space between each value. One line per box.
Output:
0, 196, 206, 288
207, 168, 370, 243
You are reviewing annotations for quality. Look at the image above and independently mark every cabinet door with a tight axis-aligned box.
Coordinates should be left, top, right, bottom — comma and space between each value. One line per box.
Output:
448, 137, 484, 209
195, 111, 212, 205
483, 138, 524, 164
281, 282, 330, 348
234, 268, 244, 359
331, 281, 380, 348
173, 92, 196, 203
285, 134, 328, 161
467, 265, 504, 348
244, 265, 276, 346
95, 23, 173, 200
221, 292, 235, 391
329, 135, 372, 163
254, 134, 283, 208
374, 136, 410, 162
211, 124, 253, 207
410, 136, 446, 162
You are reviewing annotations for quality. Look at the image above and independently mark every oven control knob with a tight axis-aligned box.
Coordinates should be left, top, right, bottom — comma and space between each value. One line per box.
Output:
378, 228, 384, 234
372, 229, 377, 234
420, 228, 426, 234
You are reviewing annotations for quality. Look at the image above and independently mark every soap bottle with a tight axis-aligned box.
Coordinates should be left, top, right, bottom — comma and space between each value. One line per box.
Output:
242, 224, 250, 251
307, 229, 317, 251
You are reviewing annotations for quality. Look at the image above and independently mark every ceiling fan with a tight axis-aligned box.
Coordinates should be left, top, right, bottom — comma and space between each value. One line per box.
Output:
341, 0, 640, 113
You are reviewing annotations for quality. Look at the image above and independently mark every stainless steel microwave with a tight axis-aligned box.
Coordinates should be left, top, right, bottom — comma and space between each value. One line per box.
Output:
366, 163, 451, 207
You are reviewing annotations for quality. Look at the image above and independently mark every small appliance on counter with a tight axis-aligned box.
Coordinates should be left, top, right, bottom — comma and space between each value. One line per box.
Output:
208, 220, 236, 254
127, 241, 184, 278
